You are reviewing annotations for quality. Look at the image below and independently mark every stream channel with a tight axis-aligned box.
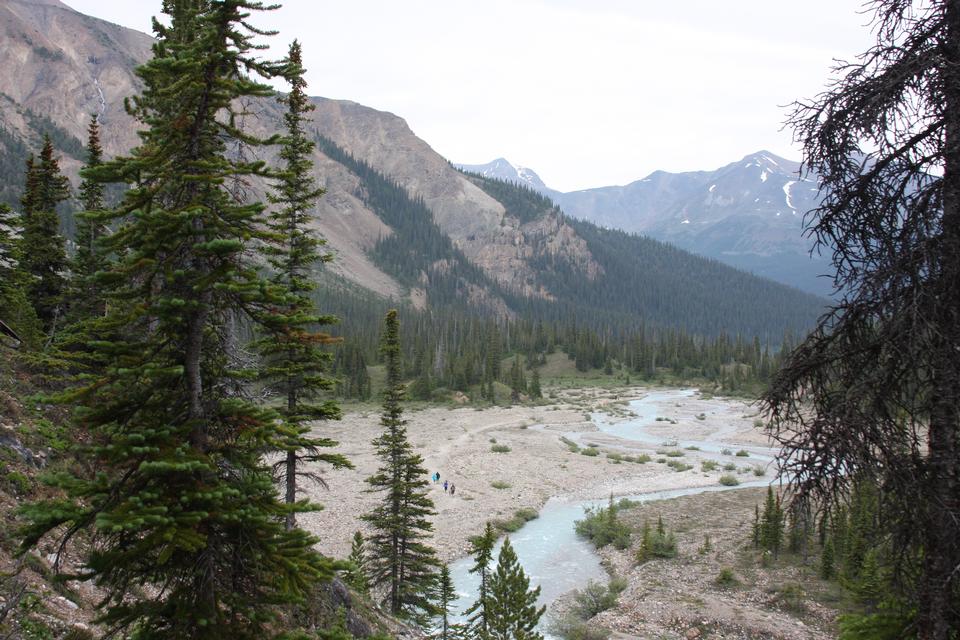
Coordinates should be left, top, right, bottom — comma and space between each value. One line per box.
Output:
447, 388, 776, 636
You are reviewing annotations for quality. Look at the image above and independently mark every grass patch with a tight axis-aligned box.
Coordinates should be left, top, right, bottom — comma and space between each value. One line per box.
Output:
701, 460, 719, 472
490, 480, 511, 490
667, 460, 693, 472
492, 508, 539, 533
735, 449, 750, 457
490, 444, 511, 453
580, 447, 600, 457
719, 474, 740, 486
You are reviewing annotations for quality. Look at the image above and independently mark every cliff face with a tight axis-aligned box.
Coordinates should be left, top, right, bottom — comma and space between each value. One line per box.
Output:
0, 0, 600, 311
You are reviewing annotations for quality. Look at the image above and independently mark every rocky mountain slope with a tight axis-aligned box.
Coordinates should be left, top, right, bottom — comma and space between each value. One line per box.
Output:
0, 0, 824, 338
461, 153, 834, 297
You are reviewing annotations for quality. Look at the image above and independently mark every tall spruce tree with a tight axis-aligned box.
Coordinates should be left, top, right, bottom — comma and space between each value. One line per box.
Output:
20, 137, 70, 333
0, 204, 40, 346
257, 39, 349, 531
20, 2, 332, 636
486, 537, 545, 640
363, 309, 440, 624
69, 114, 109, 321
465, 522, 497, 638
431, 564, 461, 640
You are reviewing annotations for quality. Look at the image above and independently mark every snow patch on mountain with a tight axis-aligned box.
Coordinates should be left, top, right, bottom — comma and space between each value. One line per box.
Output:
783, 180, 797, 213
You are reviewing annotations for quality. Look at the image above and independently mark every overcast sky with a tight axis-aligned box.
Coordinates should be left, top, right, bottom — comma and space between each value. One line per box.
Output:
63, 0, 874, 192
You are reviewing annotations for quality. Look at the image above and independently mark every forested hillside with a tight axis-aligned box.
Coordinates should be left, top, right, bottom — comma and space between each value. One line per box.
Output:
462, 172, 826, 340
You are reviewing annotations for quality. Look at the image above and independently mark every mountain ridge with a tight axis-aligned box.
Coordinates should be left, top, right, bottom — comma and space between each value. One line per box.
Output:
0, 0, 825, 339
457, 152, 833, 296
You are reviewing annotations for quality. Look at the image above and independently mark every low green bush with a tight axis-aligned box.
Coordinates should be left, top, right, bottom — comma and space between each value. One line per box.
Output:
716, 567, 739, 588
719, 474, 740, 486
575, 497, 632, 550
491, 444, 511, 453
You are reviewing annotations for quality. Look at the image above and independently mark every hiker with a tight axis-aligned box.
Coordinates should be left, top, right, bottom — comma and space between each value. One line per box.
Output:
450, 483, 456, 496
443, 480, 448, 493
434, 471, 440, 483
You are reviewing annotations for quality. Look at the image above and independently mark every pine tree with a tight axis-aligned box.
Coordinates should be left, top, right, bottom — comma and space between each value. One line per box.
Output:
432, 564, 461, 640
486, 537, 545, 640
0, 204, 40, 346
257, 39, 350, 531
20, 3, 332, 636
20, 136, 70, 333
465, 522, 497, 638
820, 535, 835, 580
528, 368, 542, 399
759, 486, 784, 557
345, 530, 370, 596
363, 309, 440, 624
69, 114, 109, 321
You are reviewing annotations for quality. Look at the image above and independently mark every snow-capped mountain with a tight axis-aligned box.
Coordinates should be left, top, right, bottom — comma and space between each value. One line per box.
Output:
456, 158, 555, 195
459, 151, 833, 296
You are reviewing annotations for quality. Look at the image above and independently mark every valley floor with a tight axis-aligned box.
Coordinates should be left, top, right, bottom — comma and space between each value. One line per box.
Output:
300, 386, 772, 564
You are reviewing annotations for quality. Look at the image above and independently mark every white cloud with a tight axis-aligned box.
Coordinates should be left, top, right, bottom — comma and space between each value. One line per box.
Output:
63, 0, 872, 191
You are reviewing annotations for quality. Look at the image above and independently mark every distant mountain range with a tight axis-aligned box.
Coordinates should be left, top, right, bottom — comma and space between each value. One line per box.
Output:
458, 153, 834, 297
0, 0, 826, 339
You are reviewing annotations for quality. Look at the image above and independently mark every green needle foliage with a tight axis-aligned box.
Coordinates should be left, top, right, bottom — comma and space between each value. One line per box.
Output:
69, 114, 109, 321
0, 203, 40, 347
363, 309, 440, 625
257, 39, 350, 531
19, 136, 70, 334
465, 521, 497, 638
345, 530, 370, 596
486, 537, 545, 640
19, 2, 335, 637
431, 564, 462, 640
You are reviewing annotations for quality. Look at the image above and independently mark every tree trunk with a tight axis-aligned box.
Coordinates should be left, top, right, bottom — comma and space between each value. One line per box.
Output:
919, 3, 960, 638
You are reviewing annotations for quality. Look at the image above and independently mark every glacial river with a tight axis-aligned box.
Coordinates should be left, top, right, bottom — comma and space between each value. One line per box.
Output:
447, 388, 774, 636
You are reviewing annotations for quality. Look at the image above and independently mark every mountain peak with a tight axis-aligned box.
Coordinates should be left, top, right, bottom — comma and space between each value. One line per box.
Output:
456, 158, 549, 193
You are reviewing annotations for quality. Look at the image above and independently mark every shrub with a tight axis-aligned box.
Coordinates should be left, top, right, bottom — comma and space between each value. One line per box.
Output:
634, 453, 651, 463
489, 437, 497, 443
606, 452, 623, 462
753, 466, 766, 476
719, 474, 740, 486
685, 445, 700, 450
637, 516, 677, 562
492, 508, 539, 533
716, 567, 739, 588
560, 436, 580, 453
575, 497, 632, 550
701, 460, 719, 472
723, 462, 737, 471
547, 612, 611, 640
667, 460, 693, 472
491, 444, 511, 453
665, 450, 685, 458
5, 471, 30, 494
696, 413, 706, 421
572, 580, 620, 618
581, 447, 599, 457
735, 449, 750, 457
721, 448, 733, 455
490, 480, 511, 490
